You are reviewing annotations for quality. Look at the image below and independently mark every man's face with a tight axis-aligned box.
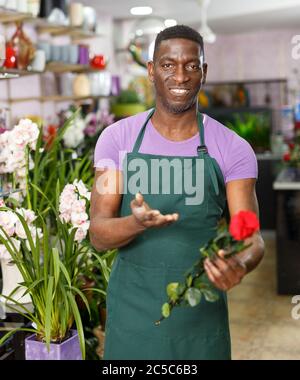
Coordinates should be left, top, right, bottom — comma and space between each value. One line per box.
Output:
148, 38, 207, 114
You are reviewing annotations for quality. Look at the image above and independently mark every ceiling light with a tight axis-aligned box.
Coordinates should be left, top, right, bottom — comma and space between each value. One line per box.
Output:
164, 19, 177, 27
130, 6, 153, 16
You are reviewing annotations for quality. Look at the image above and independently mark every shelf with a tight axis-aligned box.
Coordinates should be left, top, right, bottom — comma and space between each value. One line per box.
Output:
205, 78, 287, 86
0, 7, 102, 39
0, 68, 42, 78
0, 64, 102, 77
0, 8, 32, 24
1, 95, 112, 103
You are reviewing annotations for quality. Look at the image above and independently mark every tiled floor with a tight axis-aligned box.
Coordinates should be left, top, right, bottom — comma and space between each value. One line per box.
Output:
228, 231, 300, 360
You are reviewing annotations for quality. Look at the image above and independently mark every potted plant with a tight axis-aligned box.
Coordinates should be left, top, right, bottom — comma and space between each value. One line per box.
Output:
0, 178, 96, 359
111, 89, 147, 118
0, 112, 103, 360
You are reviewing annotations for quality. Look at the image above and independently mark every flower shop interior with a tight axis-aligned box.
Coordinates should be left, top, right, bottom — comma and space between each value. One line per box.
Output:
1, 0, 300, 361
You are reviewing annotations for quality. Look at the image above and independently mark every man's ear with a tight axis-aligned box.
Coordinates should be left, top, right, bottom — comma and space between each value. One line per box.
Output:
148, 61, 154, 82
201, 63, 208, 85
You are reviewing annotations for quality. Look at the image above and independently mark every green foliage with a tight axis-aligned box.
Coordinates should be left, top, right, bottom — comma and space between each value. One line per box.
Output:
225, 112, 271, 152
0, 204, 90, 359
115, 89, 141, 104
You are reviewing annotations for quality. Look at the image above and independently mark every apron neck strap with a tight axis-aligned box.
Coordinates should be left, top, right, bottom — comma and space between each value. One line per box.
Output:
132, 108, 205, 154
132, 109, 155, 154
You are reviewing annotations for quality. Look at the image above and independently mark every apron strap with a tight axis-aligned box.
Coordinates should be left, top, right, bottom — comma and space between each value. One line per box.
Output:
132, 108, 155, 154
197, 113, 220, 196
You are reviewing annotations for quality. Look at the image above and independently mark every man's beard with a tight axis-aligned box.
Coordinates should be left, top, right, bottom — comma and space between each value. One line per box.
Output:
156, 91, 198, 114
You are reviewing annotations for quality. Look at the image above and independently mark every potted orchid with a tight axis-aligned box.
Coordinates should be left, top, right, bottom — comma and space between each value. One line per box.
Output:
0, 112, 112, 360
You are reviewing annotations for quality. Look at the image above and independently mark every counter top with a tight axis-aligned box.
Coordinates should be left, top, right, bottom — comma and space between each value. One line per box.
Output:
273, 168, 300, 190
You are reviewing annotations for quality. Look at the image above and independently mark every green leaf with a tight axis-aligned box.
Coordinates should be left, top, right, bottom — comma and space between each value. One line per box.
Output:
202, 288, 219, 302
52, 248, 60, 289
185, 288, 202, 307
166, 282, 179, 302
45, 276, 54, 351
162, 303, 170, 318
186, 275, 193, 287
67, 291, 85, 360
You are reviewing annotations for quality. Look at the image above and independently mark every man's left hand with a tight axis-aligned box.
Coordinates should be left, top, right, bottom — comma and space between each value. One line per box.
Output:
204, 250, 247, 291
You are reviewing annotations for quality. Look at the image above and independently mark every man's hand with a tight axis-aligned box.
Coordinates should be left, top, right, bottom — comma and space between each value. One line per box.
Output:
131, 193, 179, 229
204, 250, 247, 291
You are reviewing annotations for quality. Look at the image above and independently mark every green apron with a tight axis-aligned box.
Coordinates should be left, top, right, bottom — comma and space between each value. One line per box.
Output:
103, 109, 231, 360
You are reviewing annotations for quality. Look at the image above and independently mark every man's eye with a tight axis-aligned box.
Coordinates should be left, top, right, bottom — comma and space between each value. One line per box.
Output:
187, 64, 200, 70
162, 63, 173, 68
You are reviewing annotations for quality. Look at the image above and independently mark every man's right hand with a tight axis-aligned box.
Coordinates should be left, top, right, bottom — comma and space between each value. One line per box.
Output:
130, 193, 179, 229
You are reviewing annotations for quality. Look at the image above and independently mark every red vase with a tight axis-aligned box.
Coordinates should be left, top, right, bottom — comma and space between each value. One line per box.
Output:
9, 22, 35, 70
4, 43, 17, 69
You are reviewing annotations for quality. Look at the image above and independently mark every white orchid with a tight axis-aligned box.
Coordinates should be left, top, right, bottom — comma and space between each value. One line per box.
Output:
59, 180, 91, 242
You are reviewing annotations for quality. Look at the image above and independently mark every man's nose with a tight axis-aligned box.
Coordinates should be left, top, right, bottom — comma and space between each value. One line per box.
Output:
173, 65, 189, 83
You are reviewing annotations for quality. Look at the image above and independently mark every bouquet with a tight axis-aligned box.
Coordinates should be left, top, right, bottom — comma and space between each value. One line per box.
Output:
156, 210, 260, 325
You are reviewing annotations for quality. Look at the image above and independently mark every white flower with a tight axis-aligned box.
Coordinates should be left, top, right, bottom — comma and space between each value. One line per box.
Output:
71, 212, 88, 226
0, 211, 17, 237
15, 221, 27, 239
0, 244, 10, 260
62, 117, 85, 148
74, 179, 91, 200
74, 226, 88, 242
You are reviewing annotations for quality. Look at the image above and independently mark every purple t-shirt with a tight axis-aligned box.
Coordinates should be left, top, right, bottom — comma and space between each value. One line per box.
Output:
94, 110, 257, 183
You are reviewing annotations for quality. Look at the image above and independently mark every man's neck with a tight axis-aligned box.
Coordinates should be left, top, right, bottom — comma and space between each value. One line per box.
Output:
151, 104, 199, 142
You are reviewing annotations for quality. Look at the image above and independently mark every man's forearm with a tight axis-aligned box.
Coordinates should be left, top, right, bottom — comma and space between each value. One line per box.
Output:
237, 233, 265, 274
89, 214, 146, 251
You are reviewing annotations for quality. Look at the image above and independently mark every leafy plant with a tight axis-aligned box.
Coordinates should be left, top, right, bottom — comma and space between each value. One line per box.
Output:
0, 200, 90, 358
225, 112, 271, 152
115, 89, 141, 104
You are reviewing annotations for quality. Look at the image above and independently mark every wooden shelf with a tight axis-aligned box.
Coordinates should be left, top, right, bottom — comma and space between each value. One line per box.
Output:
0, 8, 33, 24
0, 7, 102, 39
0, 68, 42, 78
2, 95, 112, 103
0, 64, 102, 77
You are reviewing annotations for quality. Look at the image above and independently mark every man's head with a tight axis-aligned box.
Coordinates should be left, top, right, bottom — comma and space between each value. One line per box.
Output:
148, 25, 207, 114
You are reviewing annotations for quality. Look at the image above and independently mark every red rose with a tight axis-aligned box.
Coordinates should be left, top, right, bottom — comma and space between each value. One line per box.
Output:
229, 210, 260, 241
283, 152, 291, 162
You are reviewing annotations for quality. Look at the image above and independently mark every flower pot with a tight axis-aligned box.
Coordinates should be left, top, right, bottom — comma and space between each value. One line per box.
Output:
111, 103, 146, 118
25, 329, 82, 360
0, 258, 31, 304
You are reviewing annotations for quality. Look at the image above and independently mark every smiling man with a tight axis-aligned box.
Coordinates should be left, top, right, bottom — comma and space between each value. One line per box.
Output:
90, 25, 265, 360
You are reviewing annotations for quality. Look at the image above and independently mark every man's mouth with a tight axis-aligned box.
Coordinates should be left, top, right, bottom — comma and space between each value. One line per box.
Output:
169, 88, 190, 96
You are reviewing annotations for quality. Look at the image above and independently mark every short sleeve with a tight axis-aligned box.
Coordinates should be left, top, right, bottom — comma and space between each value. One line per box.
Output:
223, 135, 258, 183
94, 125, 123, 171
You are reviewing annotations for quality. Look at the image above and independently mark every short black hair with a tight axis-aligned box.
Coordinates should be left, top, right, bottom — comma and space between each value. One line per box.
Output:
153, 25, 204, 61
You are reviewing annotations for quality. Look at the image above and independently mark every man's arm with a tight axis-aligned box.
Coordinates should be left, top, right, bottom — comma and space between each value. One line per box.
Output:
89, 169, 179, 251
204, 178, 265, 291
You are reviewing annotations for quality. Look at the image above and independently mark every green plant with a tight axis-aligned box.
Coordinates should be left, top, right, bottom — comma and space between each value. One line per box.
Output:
115, 89, 141, 104
225, 112, 271, 152
0, 199, 90, 358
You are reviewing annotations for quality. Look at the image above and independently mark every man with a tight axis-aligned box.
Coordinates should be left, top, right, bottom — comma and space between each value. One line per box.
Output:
90, 25, 264, 360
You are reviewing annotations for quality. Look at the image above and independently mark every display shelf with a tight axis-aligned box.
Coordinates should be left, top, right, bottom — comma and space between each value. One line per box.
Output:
2, 94, 112, 103
0, 7, 101, 39
0, 67, 41, 78
0, 7, 32, 24
205, 78, 287, 86
0, 63, 102, 77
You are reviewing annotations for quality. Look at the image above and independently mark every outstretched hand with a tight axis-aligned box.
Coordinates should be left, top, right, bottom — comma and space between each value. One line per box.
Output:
131, 193, 179, 229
